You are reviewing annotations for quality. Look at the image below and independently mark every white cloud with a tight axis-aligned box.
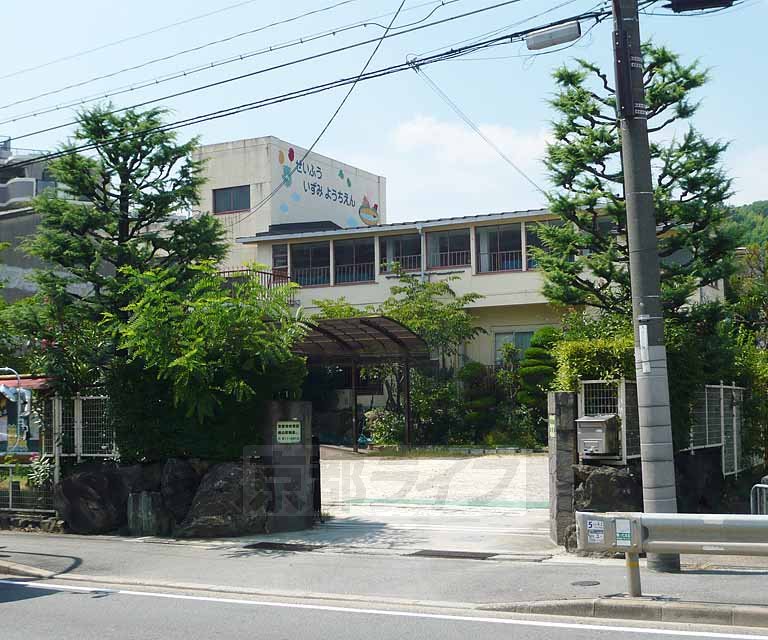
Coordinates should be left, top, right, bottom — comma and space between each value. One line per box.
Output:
333, 115, 551, 223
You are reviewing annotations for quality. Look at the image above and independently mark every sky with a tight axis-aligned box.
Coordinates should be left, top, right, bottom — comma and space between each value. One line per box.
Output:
2, 0, 765, 224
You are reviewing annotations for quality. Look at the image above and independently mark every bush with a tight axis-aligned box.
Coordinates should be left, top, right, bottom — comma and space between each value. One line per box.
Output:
365, 408, 405, 445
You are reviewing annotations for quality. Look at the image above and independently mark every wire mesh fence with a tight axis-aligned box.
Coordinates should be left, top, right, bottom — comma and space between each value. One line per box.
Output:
44, 395, 115, 461
0, 464, 54, 513
578, 380, 751, 476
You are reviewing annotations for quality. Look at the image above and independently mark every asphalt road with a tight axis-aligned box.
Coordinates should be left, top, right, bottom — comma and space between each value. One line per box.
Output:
2, 578, 767, 640
2, 531, 768, 608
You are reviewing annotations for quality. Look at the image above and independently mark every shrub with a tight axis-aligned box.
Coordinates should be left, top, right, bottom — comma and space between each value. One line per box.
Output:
365, 408, 405, 445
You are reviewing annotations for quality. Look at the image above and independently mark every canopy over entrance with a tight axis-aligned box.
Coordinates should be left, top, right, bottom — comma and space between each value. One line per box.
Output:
293, 316, 430, 365
293, 316, 430, 451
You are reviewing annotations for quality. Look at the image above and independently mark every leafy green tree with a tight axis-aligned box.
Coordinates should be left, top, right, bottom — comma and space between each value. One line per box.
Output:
728, 201, 768, 246
16, 106, 227, 390
728, 243, 768, 344
27, 105, 226, 324
380, 271, 484, 370
115, 265, 307, 422
537, 44, 738, 315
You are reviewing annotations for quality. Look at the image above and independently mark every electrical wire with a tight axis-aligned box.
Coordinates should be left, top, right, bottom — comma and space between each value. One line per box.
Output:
1, 7, 613, 175
10, 0, 531, 142
0, 0, 464, 126
0, 0, 366, 112
0, 0, 282, 81
237, 0, 408, 224
412, 65, 547, 196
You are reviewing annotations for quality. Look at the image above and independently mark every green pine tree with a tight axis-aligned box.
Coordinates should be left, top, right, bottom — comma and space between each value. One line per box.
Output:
19, 105, 227, 388
536, 44, 738, 315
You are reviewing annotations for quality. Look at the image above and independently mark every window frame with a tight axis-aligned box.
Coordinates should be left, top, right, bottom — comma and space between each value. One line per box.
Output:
427, 229, 471, 269
212, 185, 250, 214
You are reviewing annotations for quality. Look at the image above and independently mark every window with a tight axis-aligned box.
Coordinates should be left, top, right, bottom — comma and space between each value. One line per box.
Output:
526, 220, 568, 269
476, 224, 522, 273
335, 238, 375, 283
380, 234, 421, 272
213, 185, 250, 214
291, 242, 330, 286
427, 229, 471, 268
272, 244, 288, 276
494, 331, 535, 364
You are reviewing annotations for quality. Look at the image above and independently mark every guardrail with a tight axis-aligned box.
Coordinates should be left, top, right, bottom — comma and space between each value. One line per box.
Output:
751, 484, 768, 515
576, 511, 768, 597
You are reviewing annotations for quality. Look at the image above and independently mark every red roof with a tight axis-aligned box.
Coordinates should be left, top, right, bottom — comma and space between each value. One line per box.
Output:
0, 376, 53, 391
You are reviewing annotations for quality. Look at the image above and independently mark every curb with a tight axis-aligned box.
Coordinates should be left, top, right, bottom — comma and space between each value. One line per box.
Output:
481, 598, 768, 629
0, 559, 55, 579
0, 568, 477, 611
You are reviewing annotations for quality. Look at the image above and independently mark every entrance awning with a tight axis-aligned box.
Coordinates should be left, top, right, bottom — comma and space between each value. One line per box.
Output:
293, 316, 430, 365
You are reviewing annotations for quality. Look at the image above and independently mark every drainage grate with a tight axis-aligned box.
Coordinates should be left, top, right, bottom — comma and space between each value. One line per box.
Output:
243, 542, 322, 552
409, 549, 498, 560
571, 580, 601, 587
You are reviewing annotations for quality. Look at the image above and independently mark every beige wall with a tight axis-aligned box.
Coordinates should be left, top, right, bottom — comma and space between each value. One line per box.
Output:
464, 304, 561, 365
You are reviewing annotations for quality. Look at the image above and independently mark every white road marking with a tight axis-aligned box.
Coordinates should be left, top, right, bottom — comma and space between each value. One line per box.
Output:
1, 579, 765, 639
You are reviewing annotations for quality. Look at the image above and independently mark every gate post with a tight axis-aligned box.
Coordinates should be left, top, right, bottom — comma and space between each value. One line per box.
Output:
548, 391, 578, 545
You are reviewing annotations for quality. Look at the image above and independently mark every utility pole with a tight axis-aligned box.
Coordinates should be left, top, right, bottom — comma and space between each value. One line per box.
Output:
611, 0, 680, 573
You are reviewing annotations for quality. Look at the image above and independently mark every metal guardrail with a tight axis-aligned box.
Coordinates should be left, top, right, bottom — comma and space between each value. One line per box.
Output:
751, 484, 768, 515
576, 511, 768, 597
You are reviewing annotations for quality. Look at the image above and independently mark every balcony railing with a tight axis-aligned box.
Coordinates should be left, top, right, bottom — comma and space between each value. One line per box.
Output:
218, 268, 296, 302
478, 250, 523, 273
335, 262, 375, 284
380, 254, 421, 273
428, 250, 471, 269
292, 266, 331, 287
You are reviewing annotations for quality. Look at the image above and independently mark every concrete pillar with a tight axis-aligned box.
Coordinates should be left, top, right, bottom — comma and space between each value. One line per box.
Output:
548, 391, 578, 546
261, 400, 314, 532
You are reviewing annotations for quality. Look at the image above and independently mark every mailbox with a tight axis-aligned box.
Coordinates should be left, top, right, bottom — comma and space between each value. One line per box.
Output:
576, 414, 619, 459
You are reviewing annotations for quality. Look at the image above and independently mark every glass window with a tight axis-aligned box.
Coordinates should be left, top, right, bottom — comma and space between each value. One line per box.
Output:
476, 224, 522, 273
380, 234, 421, 272
427, 230, 470, 268
213, 185, 250, 214
494, 331, 535, 364
291, 242, 330, 286
272, 244, 288, 275
335, 238, 375, 283
526, 220, 567, 269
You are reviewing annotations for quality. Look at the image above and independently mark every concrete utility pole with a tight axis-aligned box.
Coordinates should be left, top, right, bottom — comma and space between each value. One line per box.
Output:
611, 0, 680, 572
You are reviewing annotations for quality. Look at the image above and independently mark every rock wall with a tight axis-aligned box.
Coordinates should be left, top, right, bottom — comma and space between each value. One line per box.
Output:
54, 458, 273, 537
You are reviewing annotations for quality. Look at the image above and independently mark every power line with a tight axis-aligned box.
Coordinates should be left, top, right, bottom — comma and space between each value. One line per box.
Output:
0, 0, 279, 81
10, 0, 530, 142
238, 0, 409, 224
412, 65, 547, 196
0, 0, 365, 112
0, 0, 460, 127
1, 8, 612, 174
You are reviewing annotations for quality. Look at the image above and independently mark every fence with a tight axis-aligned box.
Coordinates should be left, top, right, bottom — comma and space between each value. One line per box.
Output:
49, 395, 115, 465
0, 464, 54, 513
578, 380, 752, 476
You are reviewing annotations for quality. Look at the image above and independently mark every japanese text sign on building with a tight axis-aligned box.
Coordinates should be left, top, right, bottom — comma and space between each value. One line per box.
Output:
276, 421, 302, 444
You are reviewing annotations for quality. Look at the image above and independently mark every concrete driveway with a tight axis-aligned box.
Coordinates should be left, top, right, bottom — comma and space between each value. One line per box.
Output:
255, 448, 556, 556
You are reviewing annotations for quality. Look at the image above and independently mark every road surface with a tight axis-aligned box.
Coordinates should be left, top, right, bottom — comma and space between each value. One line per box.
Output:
1, 578, 766, 640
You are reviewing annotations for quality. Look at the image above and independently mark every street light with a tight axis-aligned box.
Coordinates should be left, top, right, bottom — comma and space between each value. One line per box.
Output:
525, 21, 582, 51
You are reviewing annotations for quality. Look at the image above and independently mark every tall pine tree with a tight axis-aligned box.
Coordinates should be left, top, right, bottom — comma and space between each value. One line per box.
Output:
535, 44, 737, 315
20, 106, 227, 388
